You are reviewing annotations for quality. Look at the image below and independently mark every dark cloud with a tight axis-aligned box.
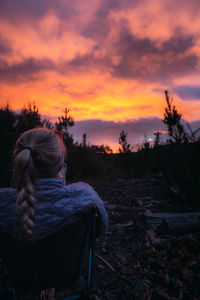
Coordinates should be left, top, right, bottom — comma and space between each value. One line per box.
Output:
81, 1, 139, 41
1, 1, 199, 86
80, 17, 113, 40
0, 0, 97, 24
69, 117, 166, 146
1, 0, 199, 25
0, 58, 54, 83
0, 0, 138, 23
96, 0, 140, 17
98, 0, 200, 17
163, 34, 194, 53
112, 25, 198, 82
65, 52, 111, 76
67, 52, 109, 68
1, 0, 200, 123
69, 117, 200, 148
0, 0, 47, 23
188, 119, 200, 130
0, 43, 11, 56
152, 88, 166, 94
174, 85, 200, 100
65, 23, 198, 84
0, 36, 12, 56
54, 81, 102, 99
67, 89, 99, 99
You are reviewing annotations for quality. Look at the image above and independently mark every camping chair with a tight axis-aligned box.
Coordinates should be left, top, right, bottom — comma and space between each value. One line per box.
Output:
0, 203, 99, 300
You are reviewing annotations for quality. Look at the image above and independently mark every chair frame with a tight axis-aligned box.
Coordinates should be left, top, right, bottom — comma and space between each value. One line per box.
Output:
0, 204, 98, 300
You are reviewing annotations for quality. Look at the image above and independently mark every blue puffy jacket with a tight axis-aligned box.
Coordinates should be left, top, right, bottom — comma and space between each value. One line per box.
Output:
0, 178, 108, 240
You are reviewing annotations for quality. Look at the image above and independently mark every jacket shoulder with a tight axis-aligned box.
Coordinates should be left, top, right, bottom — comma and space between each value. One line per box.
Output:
0, 188, 17, 203
66, 182, 97, 196
0, 188, 17, 232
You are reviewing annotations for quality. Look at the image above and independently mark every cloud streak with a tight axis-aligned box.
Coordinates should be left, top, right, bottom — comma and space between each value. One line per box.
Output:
174, 85, 200, 100
69, 117, 166, 150
69, 117, 200, 151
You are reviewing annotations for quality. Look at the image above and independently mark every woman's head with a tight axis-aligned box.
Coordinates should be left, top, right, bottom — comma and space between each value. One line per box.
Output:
14, 128, 66, 241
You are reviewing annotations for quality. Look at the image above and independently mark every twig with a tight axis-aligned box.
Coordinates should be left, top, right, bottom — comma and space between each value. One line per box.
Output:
95, 254, 116, 272
155, 286, 178, 300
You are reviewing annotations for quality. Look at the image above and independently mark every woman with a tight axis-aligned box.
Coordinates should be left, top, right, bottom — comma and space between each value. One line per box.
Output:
0, 128, 108, 299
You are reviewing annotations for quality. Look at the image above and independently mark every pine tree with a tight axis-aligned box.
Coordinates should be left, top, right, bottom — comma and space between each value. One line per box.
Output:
15, 102, 42, 137
163, 90, 188, 144
55, 108, 74, 147
119, 130, 131, 153
0, 104, 17, 186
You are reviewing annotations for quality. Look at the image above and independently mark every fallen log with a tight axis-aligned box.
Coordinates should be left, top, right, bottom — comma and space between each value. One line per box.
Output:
145, 212, 200, 235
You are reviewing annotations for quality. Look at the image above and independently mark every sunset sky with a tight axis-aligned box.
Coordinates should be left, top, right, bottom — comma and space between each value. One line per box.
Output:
0, 0, 200, 151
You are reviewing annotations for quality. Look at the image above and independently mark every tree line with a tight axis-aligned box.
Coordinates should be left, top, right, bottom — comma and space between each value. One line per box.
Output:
0, 91, 200, 208
118, 90, 200, 153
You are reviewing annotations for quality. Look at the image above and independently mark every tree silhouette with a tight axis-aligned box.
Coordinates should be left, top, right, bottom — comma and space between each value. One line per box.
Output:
15, 102, 42, 138
163, 90, 188, 144
142, 134, 150, 150
82, 133, 87, 148
0, 104, 17, 186
119, 130, 131, 153
0, 104, 16, 137
42, 118, 54, 130
153, 131, 162, 147
185, 122, 200, 143
91, 144, 113, 154
55, 108, 74, 147
55, 108, 74, 131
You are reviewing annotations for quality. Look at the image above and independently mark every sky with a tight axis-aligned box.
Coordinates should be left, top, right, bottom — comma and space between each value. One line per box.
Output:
0, 0, 200, 151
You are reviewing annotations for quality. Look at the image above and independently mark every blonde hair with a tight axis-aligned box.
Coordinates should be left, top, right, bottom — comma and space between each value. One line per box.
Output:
14, 128, 65, 242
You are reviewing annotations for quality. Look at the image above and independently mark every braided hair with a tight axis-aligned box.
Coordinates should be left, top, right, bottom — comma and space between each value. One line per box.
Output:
14, 128, 65, 242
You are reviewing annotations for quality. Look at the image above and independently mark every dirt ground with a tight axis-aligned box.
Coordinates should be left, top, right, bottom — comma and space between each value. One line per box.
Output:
1, 175, 200, 299
85, 175, 200, 300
